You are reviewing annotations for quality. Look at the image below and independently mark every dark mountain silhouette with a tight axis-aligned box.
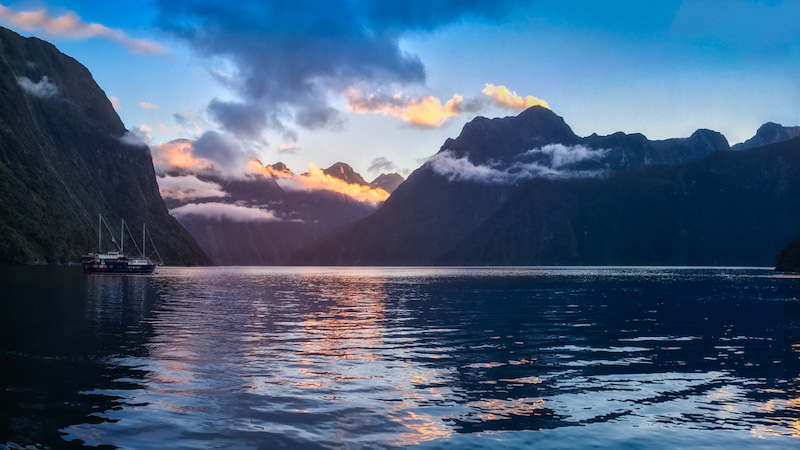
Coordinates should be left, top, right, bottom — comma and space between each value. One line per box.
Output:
0, 26, 210, 265
370, 173, 404, 193
439, 138, 800, 266
776, 238, 800, 272
291, 106, 733, 265
732, 122, 800, 151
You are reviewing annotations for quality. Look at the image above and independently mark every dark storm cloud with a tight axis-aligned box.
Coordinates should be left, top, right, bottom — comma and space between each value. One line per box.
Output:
207, 99, 267, 140
192, 130, 251, 175
154, 0, 523, 137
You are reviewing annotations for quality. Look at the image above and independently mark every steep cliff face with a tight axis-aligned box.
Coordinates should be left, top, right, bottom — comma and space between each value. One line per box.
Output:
0, 27, 210, 265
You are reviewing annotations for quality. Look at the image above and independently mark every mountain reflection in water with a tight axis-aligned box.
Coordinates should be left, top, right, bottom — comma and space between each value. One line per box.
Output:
1, 266, 800, 448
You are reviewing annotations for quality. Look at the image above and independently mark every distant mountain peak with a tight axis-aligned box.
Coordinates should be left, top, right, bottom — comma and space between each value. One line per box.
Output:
269, 161, 293, 175
732, 122, 800, 151
323, 162, 369, 186
439, 106, 580, 165
370, 173, 404, 193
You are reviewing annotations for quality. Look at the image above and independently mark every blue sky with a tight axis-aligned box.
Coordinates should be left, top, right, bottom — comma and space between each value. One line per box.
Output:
1, 0, 799, 178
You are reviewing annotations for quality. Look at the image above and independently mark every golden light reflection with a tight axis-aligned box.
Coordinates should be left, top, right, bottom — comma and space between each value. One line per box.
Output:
461, 397, 547, 423
754, 376, 800, 438
384, 410, 452, 446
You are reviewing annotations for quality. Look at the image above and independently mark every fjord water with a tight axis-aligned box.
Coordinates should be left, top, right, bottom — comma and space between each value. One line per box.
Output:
2, 266, 800, 449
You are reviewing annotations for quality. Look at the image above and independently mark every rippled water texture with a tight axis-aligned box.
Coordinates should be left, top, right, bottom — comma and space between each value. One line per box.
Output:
2, 266, 800, 448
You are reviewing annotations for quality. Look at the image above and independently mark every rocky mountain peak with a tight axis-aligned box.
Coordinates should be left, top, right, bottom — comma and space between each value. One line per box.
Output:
439, 106, 580, 165
370, 173, 404, 193
323, 162, 369, 186
732, 122, 800, 151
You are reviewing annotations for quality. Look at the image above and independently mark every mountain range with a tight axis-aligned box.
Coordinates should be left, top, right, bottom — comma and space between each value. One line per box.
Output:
292, 107, 800, 267
160, 162, 403, 265
0, 27, 209, 265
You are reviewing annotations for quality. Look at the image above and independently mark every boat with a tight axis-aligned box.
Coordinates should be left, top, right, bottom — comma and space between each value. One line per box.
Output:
82, 214, 162, 274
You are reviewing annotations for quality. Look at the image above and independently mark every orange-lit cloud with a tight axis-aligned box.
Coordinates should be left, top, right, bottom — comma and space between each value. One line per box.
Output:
275, 163, 390, 204
0, 5, 164, 55
346, 90, 463, 127
139, 101, 160, 110
109, 96, 120, 109
151, 139, 214, 173
482, 83, 549, 110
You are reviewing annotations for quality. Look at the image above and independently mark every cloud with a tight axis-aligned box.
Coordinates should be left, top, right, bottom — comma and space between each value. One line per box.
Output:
207, 99, 267, 140
153, 0, 524, 137
139, 102, 160, 110
428, 144, 609, 183
157, 175, 228, 201
16, 75, 58, 98
346, 90, 464, 127
151, 139, 214, 173
276, 163, 390, 204
482, 84, 549, 110
368, 156, 400, 173
526, 143, 608, 169
191, 131, 253, 175
169, 202, 281, 222
109, 96, 120, 109
119, 130, 148, 148
131, 124, 153, 145
0, 5, 164, 55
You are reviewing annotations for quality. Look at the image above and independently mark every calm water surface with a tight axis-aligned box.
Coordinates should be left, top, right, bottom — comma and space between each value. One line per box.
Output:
2, 266, 800, 449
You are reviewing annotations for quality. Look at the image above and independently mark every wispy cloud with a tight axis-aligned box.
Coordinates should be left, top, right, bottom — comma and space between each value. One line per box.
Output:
130, 124, 153, 145
16, 75, 58, 98
139, 102, 160, 110
169, 202, 282, 222
109, 96, 120, 109
119, 130, 148, 148
158, 175, 228, 201
482, 84, 549, 110
346, 90, 464, 127
368, 156, 400, 173
428, 144, 608, 183
0, 5, 164, 55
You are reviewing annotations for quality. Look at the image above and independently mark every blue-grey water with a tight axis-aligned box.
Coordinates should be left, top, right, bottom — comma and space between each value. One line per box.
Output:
2, 266, 800, 449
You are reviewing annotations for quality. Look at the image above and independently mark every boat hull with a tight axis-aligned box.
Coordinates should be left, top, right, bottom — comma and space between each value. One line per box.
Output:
82, 253, 156, 274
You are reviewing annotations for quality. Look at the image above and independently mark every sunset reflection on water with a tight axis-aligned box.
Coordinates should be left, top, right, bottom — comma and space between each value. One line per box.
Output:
3, 266, 800, 448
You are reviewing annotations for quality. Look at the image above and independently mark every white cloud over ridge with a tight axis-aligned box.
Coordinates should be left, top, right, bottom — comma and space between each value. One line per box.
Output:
169, 202, 281, 222
428, 144, 609, 184
158, 175, 228, 201
16, 75, 58, 98
119, 130, 148, 148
